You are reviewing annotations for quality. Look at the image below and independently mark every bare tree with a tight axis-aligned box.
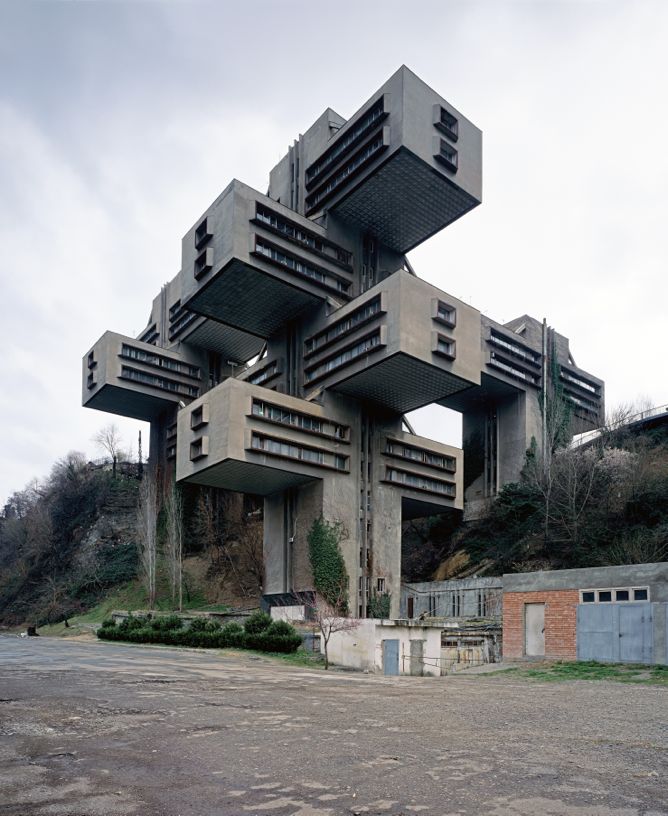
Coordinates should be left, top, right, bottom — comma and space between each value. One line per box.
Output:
164, 481, 183, 611
300, 589, 359, 670
93, 423, 124, 478
137, 469, 158, 608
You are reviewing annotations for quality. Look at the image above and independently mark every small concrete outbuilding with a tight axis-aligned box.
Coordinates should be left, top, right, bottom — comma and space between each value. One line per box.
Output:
324, 619, 444, 676
503, 562, 668, 665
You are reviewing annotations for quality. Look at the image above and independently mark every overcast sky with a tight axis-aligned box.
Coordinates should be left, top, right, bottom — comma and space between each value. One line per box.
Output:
1, 0, 667, 505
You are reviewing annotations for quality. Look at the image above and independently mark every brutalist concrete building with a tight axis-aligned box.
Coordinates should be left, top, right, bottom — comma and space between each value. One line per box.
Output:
83, 67, 604, 618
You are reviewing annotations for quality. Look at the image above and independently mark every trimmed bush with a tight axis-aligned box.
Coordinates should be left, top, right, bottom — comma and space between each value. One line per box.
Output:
246, 620, 301, 653
97, 612, 298, 654
265, 619, 295, 637
117, 614, 145, 633
244, 611, 272, 635
188, 617, 208, 633
150, 615, 183, 632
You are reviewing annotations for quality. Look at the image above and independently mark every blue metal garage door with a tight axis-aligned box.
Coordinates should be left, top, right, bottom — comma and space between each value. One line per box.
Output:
577, 603, 653, 664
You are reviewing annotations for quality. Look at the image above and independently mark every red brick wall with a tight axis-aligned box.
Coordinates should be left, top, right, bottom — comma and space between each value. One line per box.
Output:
503, 590, 579, 659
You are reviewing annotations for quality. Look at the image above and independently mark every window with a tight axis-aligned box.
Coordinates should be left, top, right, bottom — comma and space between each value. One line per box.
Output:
305, 96, 387, 187
195, 217, 212, 249
434, 335, 456, 360
560, 368, 600, 395
254, 205, 352, 268
433, 300, 456, 328
434, 139, 458, 173
385, 467, 456, 497
251, 399, 349, 441
377, 578, 386, 593
168, 301, 198, 341
87, 351, 96, 369
87, 371, 96, 389
450, 591, 461, 617
488, 353, 540, 385
120, 344, 200, 380
489, 330, 541, 366
253, 237, 350, 294
304, 296, 382, 356
305, 130, 389, 213
247, 361, 279, 386
190, 436, 208, 461
120, 366, 199, 399
304, 330, 383, 384
250, 433, 347, 471
433, 105, 459, 142
139, 323, 159, 346
580, 587, 650, 604
194, 246, 213, 280
385, 440, 456, 472
190, 404, 209, 430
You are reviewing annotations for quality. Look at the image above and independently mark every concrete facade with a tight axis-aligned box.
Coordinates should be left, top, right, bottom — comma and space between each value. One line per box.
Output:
82, 66, 604, 618
401, 577, 503, 620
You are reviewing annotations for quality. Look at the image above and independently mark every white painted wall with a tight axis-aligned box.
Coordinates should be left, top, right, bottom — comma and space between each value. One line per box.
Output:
270, 605, 306, 622
323, 619, 443, 676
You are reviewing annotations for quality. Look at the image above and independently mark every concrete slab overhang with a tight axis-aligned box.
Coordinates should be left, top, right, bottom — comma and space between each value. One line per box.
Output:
331, 352, 477, 414
302, 270, 482, 413
185, 257, 326, 339
171, 311, 265, 364
180, 180, 354, 339
82, 331, 203, 422
302, 67, 482, 253
330, 147, 480, 254
176, 378, 351, 495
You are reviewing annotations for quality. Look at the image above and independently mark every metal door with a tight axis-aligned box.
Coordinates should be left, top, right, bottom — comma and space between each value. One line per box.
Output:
525, 603, 545, 656
577, 603, 653, 663
409, 639, 424, 676
619, 604, 652, 664
577, 604, 615, 661
382, 639, 400, 676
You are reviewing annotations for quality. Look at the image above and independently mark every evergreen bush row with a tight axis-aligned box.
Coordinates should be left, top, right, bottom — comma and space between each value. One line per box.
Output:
97, 610, 301, 653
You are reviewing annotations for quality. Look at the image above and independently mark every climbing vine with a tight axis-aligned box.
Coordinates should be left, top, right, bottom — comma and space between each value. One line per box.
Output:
368, 591, 391, 619
307, 517, 349, 614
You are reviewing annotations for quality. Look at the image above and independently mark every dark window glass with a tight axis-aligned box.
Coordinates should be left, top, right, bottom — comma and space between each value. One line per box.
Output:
598, 591, 612, 602
633, 588, 648, 601
615, 590, 630, 601
581, 591, 595, 603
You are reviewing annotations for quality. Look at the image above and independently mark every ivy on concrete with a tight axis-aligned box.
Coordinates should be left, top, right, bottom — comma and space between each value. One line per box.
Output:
368, 591, 391, 619
307, 517, 349, 614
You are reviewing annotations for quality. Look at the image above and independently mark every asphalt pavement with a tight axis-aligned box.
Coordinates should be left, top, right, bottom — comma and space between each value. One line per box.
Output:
0, 635, 666, 815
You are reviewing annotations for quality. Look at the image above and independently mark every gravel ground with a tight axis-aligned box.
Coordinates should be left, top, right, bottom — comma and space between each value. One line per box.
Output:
0, 635, 666, 816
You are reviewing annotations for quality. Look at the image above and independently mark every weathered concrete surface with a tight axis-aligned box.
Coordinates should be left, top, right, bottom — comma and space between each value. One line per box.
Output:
0, 636, 666, 816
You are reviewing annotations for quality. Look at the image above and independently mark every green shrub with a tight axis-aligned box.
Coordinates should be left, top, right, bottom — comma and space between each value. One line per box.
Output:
150, 614, 183, 632
100, 617, 116, 629
97, 612, 298, 653
118, 614, 145, 633
265, 619, 295, 637
205, 620, 221, 633
246, 631, 302, 654
244, 611, 272, 635
246, 620, 301, 653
